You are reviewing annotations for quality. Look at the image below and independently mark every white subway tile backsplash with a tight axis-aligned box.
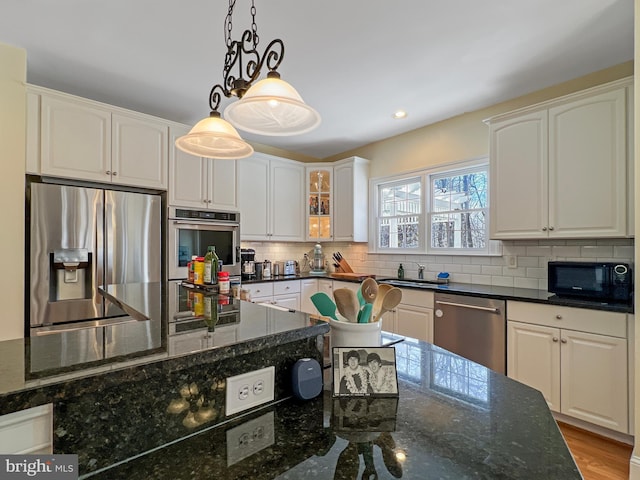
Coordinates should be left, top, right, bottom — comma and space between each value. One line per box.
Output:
491, 276, 514, 287
514, 277, 539, 289
614, 245, 634, 259
526, 267, 547, 279
481, 265, 503, 276
461, 264, 482, 274
244, 238, 634, 290
471, 274, 492, 284
581, 246, 613, 258
525, 246, 552, 256
551, 246, 581, 258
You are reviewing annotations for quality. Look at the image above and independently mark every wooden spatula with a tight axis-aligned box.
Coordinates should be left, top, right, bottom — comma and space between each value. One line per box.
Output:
333, 288, 360, 323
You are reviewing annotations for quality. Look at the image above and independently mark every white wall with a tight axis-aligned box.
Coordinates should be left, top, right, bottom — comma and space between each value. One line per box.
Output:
0, 42, 26, 341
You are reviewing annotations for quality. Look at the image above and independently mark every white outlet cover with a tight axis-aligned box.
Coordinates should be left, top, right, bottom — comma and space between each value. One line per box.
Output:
226, 411, 275, 466
226, 366, 275, 416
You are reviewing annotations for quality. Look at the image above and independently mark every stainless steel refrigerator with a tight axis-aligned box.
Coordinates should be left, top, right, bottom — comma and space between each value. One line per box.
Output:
28, 180, 163, 371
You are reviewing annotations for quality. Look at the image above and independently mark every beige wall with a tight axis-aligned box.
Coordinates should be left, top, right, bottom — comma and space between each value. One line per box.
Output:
631, 2, 640, 478
0, 42, 26, 340
326, 61, 633, 178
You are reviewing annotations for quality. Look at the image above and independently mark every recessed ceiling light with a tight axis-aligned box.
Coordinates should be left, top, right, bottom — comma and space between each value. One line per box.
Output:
393, 110, 407, 119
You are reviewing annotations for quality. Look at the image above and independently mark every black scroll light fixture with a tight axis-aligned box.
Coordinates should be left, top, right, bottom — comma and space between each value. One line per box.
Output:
175, 0, 321, 160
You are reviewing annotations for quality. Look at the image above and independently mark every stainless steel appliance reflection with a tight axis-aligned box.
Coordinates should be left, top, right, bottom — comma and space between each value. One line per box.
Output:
27, 179, 163, 368
167, 280, 240, 355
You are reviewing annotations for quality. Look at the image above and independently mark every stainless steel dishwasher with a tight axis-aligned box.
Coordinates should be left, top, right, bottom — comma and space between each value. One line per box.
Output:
433, 293, 506, 374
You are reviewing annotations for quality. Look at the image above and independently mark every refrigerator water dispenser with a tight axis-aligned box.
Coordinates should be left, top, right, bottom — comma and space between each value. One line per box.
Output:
50, 249, 92, 301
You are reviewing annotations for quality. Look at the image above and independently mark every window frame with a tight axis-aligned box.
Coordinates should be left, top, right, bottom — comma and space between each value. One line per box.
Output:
369, 156, 498, 256
426, 163, 489, 255
375, 175, 425, 253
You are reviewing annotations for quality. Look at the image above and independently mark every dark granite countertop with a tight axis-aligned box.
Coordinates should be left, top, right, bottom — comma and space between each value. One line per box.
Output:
243, 273, 634, 313
1, 282, 580, 478
82, 341, 579, 479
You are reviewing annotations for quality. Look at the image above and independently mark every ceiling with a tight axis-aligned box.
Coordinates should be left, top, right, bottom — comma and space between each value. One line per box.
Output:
0, 0, 633, 159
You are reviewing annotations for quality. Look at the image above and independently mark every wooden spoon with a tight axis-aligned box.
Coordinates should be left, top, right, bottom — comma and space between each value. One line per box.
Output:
360, 277, 378, 304
371, 284, 393, 321
378, 287, 402, 319
333, 288, 360, 323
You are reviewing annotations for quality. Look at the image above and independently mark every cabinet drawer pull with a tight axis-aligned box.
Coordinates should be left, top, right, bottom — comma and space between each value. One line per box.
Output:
555, 314, 562, 320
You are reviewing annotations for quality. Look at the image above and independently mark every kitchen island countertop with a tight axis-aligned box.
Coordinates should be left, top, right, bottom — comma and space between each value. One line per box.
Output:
1, 290, 580, 478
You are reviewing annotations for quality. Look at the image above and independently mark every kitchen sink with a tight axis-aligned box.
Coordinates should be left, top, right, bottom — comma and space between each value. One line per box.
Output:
378, 278, 449, 289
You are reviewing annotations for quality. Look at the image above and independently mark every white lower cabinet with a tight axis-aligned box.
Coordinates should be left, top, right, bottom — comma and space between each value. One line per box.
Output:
244, 281, 300, 311
300, 279, 319, 314
0, 404, 53, 454
507, 301, 629, 433
382, 288, 433, 342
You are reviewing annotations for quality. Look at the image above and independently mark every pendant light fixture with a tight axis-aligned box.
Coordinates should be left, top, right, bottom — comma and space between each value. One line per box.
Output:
176, 0, 320, 159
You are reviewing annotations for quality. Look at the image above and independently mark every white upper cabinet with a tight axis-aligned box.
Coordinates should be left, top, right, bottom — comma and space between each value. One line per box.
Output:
31, 86, 169, 189
490, 110, 548, 239
548, 87, 627, 237
40, 93, 112, 182
112, 112, 168, 189
237, 153, 304, 241
306, 165, 333, 241
168, 124, 237, 211
304, 156, 370, 242
333, 156, 370, 242
489, 78, 631, 239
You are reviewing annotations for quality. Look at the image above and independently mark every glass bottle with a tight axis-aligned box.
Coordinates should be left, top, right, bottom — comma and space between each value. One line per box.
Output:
204, 246, 219, 284
398, 263, 405, 279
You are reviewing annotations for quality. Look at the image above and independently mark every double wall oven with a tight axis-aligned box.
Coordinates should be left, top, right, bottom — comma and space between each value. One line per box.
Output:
168, 207, 241, 280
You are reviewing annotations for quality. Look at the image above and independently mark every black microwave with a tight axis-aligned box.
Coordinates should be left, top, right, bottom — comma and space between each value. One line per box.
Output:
548, 261, 633, 303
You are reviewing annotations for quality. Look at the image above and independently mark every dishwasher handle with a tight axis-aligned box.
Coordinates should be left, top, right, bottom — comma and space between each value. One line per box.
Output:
435, 300, 501, 314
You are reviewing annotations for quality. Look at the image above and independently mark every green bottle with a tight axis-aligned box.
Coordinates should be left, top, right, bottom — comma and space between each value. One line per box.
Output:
204, 296, 218, 331
204, 246, 219, 284
398, 263, 405, 279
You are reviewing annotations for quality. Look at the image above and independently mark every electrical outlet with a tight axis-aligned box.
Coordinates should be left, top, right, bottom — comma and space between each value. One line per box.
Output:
506, 255, 517, 269
226, 366, 275, 416
226, 411, 275, 466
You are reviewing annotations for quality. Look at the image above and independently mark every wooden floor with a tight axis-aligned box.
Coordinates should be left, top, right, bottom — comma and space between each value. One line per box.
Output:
557, 421, 633, 480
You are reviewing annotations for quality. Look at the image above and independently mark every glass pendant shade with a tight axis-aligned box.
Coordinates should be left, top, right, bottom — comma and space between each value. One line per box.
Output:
175, 113, 254, 159
224, 76, 321, 136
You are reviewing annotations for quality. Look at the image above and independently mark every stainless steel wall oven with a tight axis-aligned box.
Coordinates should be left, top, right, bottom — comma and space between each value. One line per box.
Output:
168, 207, 241, 280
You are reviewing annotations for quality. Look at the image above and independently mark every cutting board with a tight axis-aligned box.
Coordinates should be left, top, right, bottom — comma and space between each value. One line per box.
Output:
330, 273, 377, 281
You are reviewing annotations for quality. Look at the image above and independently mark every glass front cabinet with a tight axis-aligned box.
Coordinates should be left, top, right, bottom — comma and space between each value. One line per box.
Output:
306, 166, 333, 241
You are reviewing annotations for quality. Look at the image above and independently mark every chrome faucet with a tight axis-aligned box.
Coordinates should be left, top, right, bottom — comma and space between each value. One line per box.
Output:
417, 264, 425, 279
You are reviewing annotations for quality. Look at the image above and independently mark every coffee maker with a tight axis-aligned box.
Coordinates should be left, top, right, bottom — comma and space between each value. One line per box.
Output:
240, 248, 256, 280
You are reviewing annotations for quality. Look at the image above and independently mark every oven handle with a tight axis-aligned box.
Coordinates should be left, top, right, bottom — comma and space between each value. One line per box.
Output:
171, 220, 239, 227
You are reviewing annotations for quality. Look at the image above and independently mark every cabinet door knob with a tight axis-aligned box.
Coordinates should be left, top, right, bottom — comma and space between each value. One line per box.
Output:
561, 338, 567, 344
552, 337, 559, 342
203, 199, 207, 204
542, 227, 547, 231
106, 170, 111, 175
112, 171, 117, 176
555, 314, 562, 320
207, 200, 212, 203
549, 226, 554, 231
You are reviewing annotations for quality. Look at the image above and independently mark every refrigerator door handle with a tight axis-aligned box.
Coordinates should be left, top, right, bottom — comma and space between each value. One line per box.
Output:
95, 192, 105, 311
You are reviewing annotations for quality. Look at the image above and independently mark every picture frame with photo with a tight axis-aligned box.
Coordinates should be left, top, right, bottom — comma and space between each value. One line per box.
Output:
332, 347, 399, 397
